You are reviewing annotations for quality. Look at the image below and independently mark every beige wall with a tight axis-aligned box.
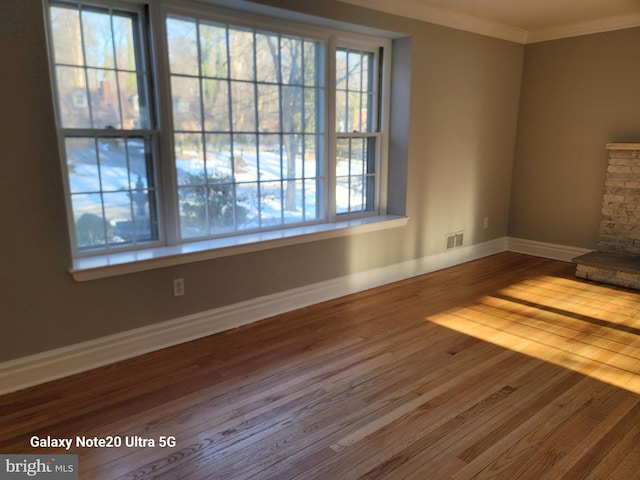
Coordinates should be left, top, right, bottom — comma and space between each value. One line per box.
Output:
0, 0, 523, 362
509, 27, 640, 248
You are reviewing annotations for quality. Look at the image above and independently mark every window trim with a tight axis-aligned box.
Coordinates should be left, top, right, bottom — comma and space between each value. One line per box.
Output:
71, 214, 409, 281
45, 0, 403, 278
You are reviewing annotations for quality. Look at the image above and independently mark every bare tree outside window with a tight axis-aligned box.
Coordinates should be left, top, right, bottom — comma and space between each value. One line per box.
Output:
167, 17, 325, 239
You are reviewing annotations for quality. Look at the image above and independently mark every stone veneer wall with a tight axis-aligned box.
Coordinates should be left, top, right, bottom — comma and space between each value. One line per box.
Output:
598, 143, 640, 255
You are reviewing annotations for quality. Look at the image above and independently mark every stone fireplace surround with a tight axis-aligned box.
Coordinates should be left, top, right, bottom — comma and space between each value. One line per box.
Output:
573, 143, 640, 290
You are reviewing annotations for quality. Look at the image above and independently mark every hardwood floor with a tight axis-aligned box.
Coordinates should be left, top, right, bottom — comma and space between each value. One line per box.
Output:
2, 252, 640, 479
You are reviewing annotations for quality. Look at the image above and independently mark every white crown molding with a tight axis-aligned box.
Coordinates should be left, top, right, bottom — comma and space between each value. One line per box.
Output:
338, 0, 640, 44
337, 0, 528, 43
527, 12, 640, 43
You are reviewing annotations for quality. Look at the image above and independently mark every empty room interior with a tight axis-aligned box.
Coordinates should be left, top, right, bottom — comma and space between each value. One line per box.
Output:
2, 0, 640, 478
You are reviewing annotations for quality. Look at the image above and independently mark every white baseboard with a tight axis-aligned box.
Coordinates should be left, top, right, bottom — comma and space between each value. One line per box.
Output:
0, 237, 511, 395
4, 235, 590, 395
507, 237, 592, 262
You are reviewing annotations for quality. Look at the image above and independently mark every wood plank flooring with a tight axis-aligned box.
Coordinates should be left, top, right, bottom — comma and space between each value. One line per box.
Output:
2, 252, 640, 479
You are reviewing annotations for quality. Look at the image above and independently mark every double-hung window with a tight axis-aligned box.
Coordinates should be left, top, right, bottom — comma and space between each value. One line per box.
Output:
45, 0, 394, 275
48, 2, 159, 252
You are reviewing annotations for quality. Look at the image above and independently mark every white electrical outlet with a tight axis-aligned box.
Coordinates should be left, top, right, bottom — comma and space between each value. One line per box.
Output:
483, 217, 489, 229
173, 278, 185, 297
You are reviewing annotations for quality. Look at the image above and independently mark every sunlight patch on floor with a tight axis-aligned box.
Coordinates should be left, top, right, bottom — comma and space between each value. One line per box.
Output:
426, 275, 640, 394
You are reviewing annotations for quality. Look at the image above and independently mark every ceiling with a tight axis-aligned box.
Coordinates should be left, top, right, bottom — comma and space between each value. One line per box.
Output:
338, 0, 640, 43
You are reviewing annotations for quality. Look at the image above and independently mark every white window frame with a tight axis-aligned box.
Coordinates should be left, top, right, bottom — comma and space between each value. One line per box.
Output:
44, 0, 407, 280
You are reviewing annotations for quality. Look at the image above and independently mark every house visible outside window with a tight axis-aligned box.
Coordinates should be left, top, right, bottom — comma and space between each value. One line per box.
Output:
45, 0, 393, 269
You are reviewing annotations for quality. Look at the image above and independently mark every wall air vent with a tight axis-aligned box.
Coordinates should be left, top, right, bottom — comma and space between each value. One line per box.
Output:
446, 231, 464, 249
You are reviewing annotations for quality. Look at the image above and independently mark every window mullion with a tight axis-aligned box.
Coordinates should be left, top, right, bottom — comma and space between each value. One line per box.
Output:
77, 6, 95, 129
326, 36, 337, 223
150, 1, 180, 246
194, 21, 211, 236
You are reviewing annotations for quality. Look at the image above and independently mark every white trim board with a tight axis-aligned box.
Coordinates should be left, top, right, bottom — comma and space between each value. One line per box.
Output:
507, 237, 592, 262
0, 237, 506, 395
337, 0, 640, 44
0, 236, 592, 395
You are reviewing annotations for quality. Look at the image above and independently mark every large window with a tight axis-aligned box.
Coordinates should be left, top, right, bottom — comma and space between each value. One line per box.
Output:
46, 0, 391, 264
166, 16, 325, 239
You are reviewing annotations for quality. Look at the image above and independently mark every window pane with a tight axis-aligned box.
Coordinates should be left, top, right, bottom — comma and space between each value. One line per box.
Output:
200, 23, 228, 78
350, 137, 365, 176
166, 18, 199, 76
304, 178, 321, 220
171, 76, 202, 131
281, 37, 302, 85
283, 179, 303, 224
335, 89, 346, 133
281, 86, 303, 133
347, 50, 362, 91
303, 135, 318, 178
349, 175, 364, 212
205, 133, 233, 180
236, 182, 258, 230
233, 134, 257, 181
282, 134, 302, 179
129, 190, 154, 242
258, 134, 281, 181
119, 72, 149, 129
179, 186, 207, 238
365, 174, 376, 212
66, 138, 100, 194
335, 176, 349, 215
50, 6, 82, 66
56, 66, 91, 128
256, 33, 279, 83
228, 28, 254, 81
87, 68, 121, 128
209, 183, 235, 233
257, 84, 280, 133
174, 133, 205, 185
304, 88, 319, 133
72, 193, 106, 248
260, 180, 282, 227
303, 40, 320, 87
203, 79, 230, 131
112, 15, 136, 71
103, 191, 133, 244
336, 138, 349, 176
336, 49, 347, 90
347, 91, 362, 133
230, 81, 256, 131
81, 9, 115, 69
127, 138, 151, 189
97, 138, 129, 191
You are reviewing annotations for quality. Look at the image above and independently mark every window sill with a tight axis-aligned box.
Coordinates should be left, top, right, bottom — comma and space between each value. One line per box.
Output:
70, 215, 409, 281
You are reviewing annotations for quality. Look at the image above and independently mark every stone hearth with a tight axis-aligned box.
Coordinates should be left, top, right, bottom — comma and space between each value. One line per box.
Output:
573, 143, 640, 290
